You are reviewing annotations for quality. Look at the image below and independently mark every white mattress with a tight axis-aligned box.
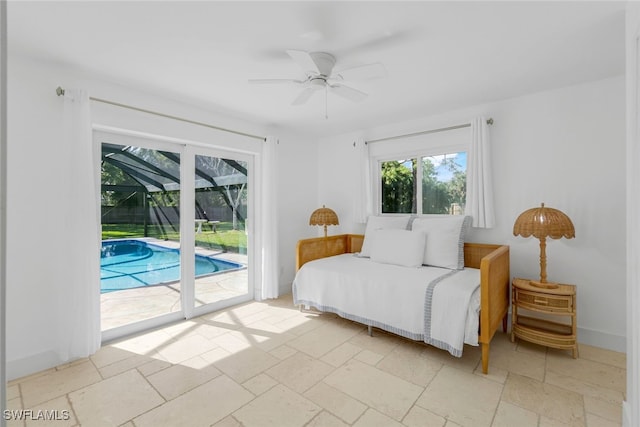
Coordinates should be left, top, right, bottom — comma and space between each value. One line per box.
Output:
292, 253, 480, 356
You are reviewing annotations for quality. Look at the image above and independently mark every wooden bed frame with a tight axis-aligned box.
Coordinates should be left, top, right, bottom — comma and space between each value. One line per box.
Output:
295, 233, 510, 374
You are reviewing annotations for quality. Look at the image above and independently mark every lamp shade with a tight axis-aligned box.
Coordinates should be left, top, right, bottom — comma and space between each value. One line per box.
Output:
309, 205, 339, 237
513, 203, 575, 240
513, 203, 575, 284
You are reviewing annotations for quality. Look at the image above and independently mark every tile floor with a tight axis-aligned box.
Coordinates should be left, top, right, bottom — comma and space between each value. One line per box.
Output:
7, 294, 626, 427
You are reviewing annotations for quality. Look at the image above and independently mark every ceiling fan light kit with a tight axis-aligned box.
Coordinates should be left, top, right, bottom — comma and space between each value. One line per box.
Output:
249, 49, 387, 116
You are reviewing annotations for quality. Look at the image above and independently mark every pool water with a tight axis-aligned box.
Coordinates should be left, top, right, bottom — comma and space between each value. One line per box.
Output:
100, 240, 244, 293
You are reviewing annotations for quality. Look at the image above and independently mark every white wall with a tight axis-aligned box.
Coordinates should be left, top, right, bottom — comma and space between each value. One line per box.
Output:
272, 129, 319, 293
317, 76, 626, 352
624, 3, 640, 426
6, 53, 316, 378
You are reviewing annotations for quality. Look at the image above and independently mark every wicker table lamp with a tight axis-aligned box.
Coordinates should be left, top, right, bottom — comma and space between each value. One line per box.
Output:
309, 205, 339, 237
513, 203, 575, 287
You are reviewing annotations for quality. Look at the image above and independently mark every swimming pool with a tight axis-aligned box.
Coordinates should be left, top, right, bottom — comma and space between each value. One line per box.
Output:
100, 240, 244, 293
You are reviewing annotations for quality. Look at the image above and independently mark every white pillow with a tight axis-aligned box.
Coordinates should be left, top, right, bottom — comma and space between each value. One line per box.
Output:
369, 229, 426, 268
359, 215, 411, 257
411, 215, 471, 269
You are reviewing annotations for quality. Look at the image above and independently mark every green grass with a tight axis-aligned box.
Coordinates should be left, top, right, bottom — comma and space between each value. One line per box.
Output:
102, 222, 247, 253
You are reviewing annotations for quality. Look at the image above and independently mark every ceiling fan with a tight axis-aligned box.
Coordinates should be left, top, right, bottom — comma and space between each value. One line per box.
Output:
249, 50, 387, 107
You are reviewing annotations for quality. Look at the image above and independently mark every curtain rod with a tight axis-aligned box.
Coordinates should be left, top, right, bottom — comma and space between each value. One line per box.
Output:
55, 86, 266, 141
365, 118, 494, 145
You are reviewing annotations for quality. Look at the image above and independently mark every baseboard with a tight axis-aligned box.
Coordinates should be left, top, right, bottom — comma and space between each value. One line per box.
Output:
7, 350, 63, 381
622, 401, 631, 427
577, 326, 626, 353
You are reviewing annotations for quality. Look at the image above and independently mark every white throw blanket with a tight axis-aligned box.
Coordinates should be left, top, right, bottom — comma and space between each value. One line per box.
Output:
424, 267, 481, 355
293, 254, 480, 356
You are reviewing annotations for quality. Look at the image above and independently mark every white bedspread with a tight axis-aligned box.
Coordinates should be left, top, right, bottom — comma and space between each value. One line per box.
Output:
292, 254, 480, 357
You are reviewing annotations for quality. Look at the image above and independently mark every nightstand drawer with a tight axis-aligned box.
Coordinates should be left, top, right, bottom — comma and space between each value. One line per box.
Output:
514, 289, 573, 313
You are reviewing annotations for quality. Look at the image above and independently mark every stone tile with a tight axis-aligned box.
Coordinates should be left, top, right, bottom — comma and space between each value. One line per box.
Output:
546, 351, 626, 394
583, 395, 622, 424
242, 373, 278, 396
266, 352, 334, 393
402, 405, 447, 427
348, 329, 401, 357
320, 342, 362, 367
421, 344, 482, 373
190, 321, 234, 340
7, 384, 20, 400
544, 370, 624, 406
274, 312, 324, 336
268, 344, 298, 360
21, 360, 102, 407
324, 360, 423, 421
354, 349, 384, 365
516, 338, 550, 357
376, 344, 442, 387
233, 384, 321, 427
146, 360, 221, 400
491, 401, 538, 427
576, 344, 626, 370
305, 411, 349, 427
585, 413, 621, 427
502, 373, 585, 426
136, 358, 172, 377
200, 346, 233, 364
473, 364, 508, 384
288, 320, 364, 358
109, 328, 174, 355
539, 417, 573, 427
134, 375, 252, 427
98, 353, 158, 379
90, 345, 139, 369
234, 323, 297, 352
6, 397, 23, 427
304, 382, 367, 424
416, 365, 502, 427
212, 331, 254, 353
25, 396, 76, 427
211, 416, 242, 427
69, 370, 164, 427
214, 347, 280, 383
156, 334, 217, 364
488, 343, 546, 381
352, 408, 404, 427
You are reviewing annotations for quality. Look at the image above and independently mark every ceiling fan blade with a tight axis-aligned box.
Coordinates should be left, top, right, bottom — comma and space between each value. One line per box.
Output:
334, 63, 387, 81
328, 83, 368, 103
248, 78, 303, 85
292, 87, 318, 105
286, 50, 320, 75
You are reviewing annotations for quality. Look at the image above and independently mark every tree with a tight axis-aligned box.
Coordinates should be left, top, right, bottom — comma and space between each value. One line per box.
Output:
381, 155, 467, 214
381, 160, 415, 213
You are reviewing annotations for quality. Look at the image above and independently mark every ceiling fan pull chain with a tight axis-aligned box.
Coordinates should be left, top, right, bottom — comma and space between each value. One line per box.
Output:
325, 85, 328, 120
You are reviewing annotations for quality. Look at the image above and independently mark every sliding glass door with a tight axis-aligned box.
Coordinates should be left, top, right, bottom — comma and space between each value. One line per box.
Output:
100, 140, 183, 331
98, 131, 253, 337
190, 149, 251, 314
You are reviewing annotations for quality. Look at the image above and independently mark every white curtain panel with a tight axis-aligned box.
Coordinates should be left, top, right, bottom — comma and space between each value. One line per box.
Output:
261, 136, 279, 299
465, 117, 496, 228
354, 136, 372, 223
59, 89, 101, 360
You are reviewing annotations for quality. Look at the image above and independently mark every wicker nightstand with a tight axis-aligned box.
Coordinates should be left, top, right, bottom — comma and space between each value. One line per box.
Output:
511, 277, 578, 358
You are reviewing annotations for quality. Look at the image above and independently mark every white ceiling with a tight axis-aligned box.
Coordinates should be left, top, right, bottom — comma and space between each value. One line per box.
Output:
8, 1, 626, 137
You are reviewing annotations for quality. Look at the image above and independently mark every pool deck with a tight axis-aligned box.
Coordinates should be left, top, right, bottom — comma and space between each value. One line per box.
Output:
101, 238, 249, 331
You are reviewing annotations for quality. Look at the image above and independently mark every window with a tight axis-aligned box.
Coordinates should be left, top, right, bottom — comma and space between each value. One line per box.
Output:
379, 151, 467, 215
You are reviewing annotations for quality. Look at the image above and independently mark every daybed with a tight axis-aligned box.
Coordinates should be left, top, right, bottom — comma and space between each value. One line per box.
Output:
292, 218, 510, 375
